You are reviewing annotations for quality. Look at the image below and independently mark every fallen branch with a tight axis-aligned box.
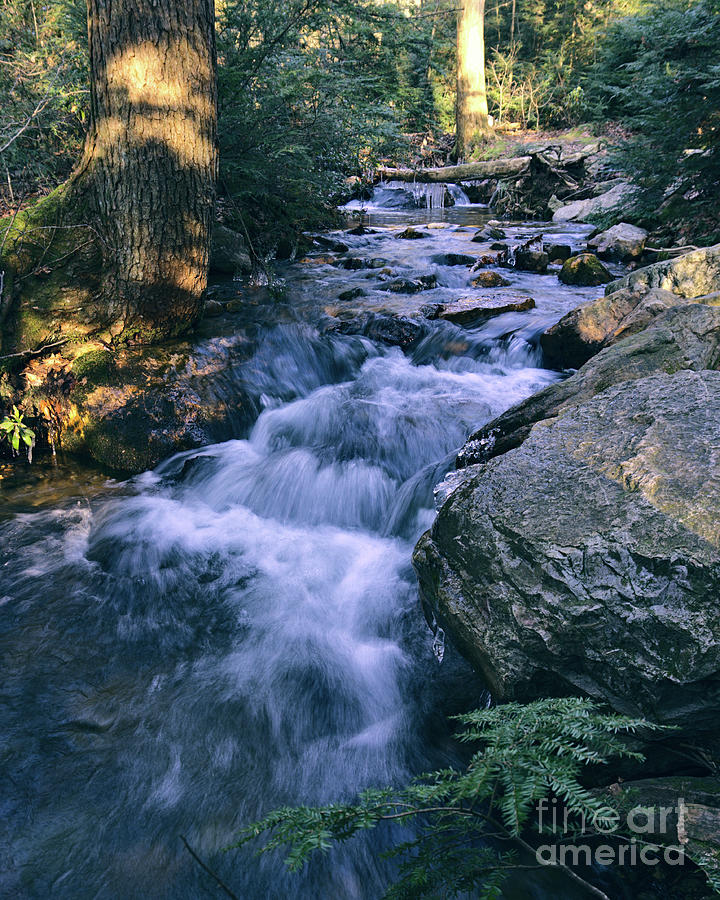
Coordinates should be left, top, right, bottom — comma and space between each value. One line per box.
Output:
180, 835, 239, 900
376, 156, 532, 183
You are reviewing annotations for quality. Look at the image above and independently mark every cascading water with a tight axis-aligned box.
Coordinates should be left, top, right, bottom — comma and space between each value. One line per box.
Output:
0, 208, 604, 898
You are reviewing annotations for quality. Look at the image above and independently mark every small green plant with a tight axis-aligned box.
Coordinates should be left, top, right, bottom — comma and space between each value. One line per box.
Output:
0, 406, 35, 460
230, 699, 670, 899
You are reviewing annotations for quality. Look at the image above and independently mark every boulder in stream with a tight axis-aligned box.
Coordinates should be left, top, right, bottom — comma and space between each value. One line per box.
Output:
587, 223, 648, 261
437, 295, 535, 325
414, 369, 720, 737
558, 252, 613, 286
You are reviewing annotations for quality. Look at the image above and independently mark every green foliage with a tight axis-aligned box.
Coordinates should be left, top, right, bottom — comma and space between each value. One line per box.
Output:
585, 0, 720, 241
0, 0, 87, 211
230, 698, 659, 898
0, 405, 34, 458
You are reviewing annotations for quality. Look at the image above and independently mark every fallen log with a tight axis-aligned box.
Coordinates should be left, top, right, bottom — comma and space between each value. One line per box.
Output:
376, 156, 532, 183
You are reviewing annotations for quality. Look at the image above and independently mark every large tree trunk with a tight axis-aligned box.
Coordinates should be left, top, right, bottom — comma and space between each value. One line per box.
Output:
456, 0, 491, 159
78, 0, 218, 341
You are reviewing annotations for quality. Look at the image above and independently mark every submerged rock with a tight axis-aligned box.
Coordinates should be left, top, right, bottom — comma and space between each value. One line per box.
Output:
587, 222, 648, 261
558, 252, 613, 286
414, 370, 720, 736
431, 253, 477, 267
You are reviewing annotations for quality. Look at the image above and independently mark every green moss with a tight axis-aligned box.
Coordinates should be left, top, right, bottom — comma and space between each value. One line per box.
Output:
70, 348, 115, 383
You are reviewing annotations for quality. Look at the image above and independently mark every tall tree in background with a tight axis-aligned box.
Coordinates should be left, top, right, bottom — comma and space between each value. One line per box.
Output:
455, 0, 491, 158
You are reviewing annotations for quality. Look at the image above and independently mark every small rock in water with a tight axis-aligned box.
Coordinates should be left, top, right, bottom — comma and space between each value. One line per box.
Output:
544, 242, 572, 261
337, 257, 365, 270
471, 271, 511, 288
367, 258, 390, 269
395, 227, 428, 240
203, 299, 224, 317
472, 225, 506, 242
345, 224, 376, 236
338, 287, 365, 302
384, 275, 436, 294
490, 242, 508, 251
312, 234, 350, 253
514, 248, 549, 274
559, 253, 613, 286
432, 252, 476, 267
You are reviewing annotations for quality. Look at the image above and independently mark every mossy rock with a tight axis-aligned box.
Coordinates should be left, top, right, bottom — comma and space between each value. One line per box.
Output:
558, 253, 613, 286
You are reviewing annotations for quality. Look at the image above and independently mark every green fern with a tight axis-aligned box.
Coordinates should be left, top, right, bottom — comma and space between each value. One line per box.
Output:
228, 698, 673, 898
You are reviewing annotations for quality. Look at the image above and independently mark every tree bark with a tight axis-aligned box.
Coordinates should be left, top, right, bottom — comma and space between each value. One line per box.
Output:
456, 0, 492, 159
78, 0, 218, 341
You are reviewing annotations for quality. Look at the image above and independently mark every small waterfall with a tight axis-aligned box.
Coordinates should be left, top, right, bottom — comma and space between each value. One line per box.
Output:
447, 183, 471, 206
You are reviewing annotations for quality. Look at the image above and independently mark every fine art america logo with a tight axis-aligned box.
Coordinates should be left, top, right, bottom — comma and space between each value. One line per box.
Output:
536, 796, 687, 867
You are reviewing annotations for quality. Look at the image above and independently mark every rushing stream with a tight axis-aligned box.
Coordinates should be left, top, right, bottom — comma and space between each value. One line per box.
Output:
1, 199, 610, 898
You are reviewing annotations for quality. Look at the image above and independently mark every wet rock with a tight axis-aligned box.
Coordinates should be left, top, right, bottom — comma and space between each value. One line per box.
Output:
345, 224, 377, 236
338, 288, 365, 302
431, 253, 476, 267
438, 295, 535, 325
514, 248, 549, 274
544, 242, 572, 262
461, 304, 720, 466
605, 242, 720, 298
209, 225, 252, 277
202, 299, 225, 317
367, 258, 390, 269
414, 369, 720, 737
490, 242, 508, 252
587, 223, 648, 261
395, 227, 428, 240
332, 312, 423, 349
472, 226, 506, 242
471, 271, 511, 288
540, 285, 720, 370
47, 338, 258, 473
337, 257, 365, 270
312, 234, 350, 253
383, 275, 437, 294
558, 253, 613, 286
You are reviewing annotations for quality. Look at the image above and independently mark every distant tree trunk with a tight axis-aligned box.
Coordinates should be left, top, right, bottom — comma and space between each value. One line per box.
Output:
77, 0, 218, 341
456, 0, 492, 159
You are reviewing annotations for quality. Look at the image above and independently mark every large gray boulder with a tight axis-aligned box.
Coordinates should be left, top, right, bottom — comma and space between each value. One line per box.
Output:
459, 303, 720, 466
552, 183, 633, 223
414, 370, 720, 735
605, 243, 720, 298
587, 222, 648, 261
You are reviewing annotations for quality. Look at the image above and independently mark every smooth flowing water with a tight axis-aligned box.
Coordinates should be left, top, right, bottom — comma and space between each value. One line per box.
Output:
1, 205, 608, 898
